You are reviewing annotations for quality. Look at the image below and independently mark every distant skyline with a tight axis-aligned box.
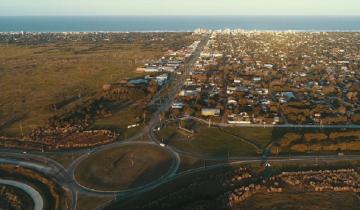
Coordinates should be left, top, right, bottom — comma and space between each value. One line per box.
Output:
1, 0, 360, 16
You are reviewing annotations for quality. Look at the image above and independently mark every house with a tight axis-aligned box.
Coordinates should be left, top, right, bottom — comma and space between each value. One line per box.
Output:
227, 113, 251, 124
201, 108, 221, 117
163, 66, 176, 72
128, 79, 148, 85
172, 102, 185, 109
155, 74, 169, 86
253, 77, 262, 82
144, 67, 161, 73
179, 85, 201, 97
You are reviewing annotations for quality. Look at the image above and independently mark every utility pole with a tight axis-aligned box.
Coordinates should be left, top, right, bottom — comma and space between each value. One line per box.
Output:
143, 112, 146, 125
19, 121, 24, 137
41, 143, 44, 153
130, 153, 134, 167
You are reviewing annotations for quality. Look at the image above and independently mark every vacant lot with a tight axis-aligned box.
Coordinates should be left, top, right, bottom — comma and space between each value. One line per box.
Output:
0, 33, 193, 136
238, 192, 360, 210
222, 127, 274, 149
76, 195, 113, 210
75, 144, 172, 191
158, 122, 259, 158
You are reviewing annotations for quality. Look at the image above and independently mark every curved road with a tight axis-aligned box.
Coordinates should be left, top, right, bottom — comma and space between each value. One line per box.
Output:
68, 141, 180, 195
0, 178, 44, 210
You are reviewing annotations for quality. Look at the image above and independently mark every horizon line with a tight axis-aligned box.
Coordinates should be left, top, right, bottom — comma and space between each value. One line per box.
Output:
1, 15, 360, 17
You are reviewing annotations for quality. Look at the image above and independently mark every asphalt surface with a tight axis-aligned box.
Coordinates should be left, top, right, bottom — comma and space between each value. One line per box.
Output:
179, 116, 360, 129
0, 178, 44, 210
0, 35, 209, 210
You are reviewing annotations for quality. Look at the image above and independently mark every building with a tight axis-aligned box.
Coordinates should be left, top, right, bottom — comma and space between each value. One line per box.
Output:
172, 102, 185, 109
201, 108, 221, 117
227, 113, 251, 124
156, 74, 169, 86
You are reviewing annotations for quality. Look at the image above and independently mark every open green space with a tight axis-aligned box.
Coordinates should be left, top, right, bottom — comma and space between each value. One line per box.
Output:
178, 155, 203, 172
0, 33, 193, 136
76, 195, 113, 210
88, 106, 144, 139
74, 144, 172, 191
158, 122, 259, 158
222, 127, 274, 149
162, 120, 360, 157
238, 192, 360, 210
41, 151, 86, 169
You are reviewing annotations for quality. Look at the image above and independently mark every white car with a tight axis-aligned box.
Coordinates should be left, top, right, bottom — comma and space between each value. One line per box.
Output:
160, 143, 166, 147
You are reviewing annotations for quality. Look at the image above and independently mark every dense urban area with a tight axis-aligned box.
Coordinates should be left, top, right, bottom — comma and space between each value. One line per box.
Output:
0, 30, 359, 210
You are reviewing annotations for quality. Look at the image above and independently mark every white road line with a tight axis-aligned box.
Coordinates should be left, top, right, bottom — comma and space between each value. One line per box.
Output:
0, 178, 44, 210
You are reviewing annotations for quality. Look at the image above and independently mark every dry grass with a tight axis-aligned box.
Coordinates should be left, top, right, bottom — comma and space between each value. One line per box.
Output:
0, 34, 193, 136
159, 123, 259, 158
76, 195, 113, 210
74, 144, 172, 191
237, 192, 360, 210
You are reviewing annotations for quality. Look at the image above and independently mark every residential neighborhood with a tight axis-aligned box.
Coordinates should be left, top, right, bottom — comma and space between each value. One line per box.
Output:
170, 30, 360, 125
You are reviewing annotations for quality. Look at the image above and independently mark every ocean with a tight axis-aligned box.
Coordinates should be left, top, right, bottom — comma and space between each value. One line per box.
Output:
0, 16, 360, 32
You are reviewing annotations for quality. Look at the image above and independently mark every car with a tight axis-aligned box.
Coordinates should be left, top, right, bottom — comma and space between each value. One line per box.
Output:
160, 143, 166, 147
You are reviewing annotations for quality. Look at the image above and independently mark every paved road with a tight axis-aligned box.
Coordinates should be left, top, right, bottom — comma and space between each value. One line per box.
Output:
68, 141, 180, 195
3, 148, 360, 209
0, 154, 78, 210
0, 178, 44, 210
179, 116, 360, 129
0, 35, 209, 210
101, 153, 360, 209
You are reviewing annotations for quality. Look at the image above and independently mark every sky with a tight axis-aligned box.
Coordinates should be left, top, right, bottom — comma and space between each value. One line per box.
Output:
1, 0, 360, 16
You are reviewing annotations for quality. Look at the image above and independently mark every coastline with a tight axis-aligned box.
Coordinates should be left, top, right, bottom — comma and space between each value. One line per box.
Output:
1, 16, 360, 33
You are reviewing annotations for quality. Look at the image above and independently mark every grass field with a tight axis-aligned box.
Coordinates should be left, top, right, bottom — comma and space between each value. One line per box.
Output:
237, 192, 360, 210
159, 121, 358, 157
41, 151, 86, 169
88, 105, 144, 139
178, 155, 203, 172
222, 127, 274, 149
76, 195, 113, 210
74, 144, 172, 191
0, 33, 193, 136
158, 123, 259, 158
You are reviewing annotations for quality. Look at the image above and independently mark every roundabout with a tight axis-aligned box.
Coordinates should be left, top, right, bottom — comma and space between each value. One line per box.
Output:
74, 142, 178, 192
